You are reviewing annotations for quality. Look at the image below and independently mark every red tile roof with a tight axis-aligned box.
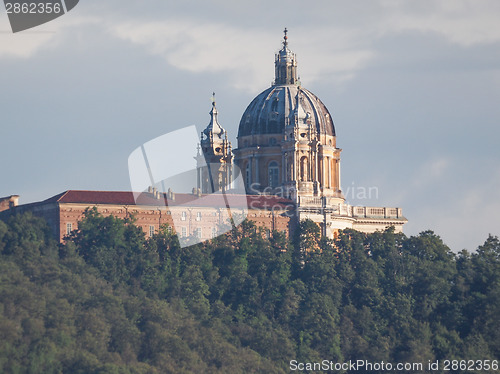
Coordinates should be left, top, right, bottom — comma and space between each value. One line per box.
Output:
39, 190, 294, 210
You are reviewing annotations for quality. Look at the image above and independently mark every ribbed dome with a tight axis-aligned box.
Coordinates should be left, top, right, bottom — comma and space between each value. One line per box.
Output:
237, 84, 335, 137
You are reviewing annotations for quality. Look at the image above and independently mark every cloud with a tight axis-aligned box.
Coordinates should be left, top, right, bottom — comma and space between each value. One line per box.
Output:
0, 29, 56, 58
105, 1, 500, 91
5, 1, 495, 89
107, 20, 271, 91
3, 1, 500, 73
379, 0, 500, 46
399, 157, 451, 197
108, 20, 379, 92
429, 158, 450, 177
0, 14, 99, 59
412, 166, 500, 251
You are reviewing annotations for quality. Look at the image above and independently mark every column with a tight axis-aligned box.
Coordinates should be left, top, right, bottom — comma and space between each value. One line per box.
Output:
326, 156, 330, 188
282, 152, 286, 183
337, 160, 341, 192
254, 155, 259, 186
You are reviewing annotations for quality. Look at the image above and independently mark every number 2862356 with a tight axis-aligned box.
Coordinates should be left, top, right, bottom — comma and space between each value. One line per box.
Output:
5, 2, 62, 14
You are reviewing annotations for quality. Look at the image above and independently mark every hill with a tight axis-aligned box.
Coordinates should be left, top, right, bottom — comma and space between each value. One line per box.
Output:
0, 209, 499, 373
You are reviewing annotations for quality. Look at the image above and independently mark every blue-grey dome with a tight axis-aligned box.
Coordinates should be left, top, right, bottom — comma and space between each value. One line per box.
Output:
237, 84, 335, 138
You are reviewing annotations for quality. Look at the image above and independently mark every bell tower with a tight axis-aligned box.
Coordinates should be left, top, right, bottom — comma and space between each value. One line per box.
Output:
196, 94, 233, 193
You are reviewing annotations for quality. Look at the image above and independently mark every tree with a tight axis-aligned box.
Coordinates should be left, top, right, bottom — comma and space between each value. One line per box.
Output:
68, 208, 150, 285
2, 211, 500, 373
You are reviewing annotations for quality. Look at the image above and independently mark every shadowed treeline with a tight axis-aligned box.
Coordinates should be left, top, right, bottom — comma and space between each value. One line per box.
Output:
0, 209, 499, 373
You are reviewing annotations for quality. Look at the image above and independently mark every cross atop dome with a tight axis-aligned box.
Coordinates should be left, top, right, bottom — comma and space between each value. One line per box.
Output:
283, 27, 288, 48
203, 92, 224, 140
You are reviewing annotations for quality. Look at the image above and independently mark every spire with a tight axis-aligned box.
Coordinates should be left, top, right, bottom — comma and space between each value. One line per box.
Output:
204, 92, 224, 138
283, 27, 288, 48
274, 27, 298, 86
197, 94, 233, 194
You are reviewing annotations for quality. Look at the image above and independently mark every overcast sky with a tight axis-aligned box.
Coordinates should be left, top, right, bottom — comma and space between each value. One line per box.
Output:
1, 0, 499, 251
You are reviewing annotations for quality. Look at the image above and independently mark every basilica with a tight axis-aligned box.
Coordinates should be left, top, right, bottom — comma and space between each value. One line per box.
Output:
196, 29, 407, 239
0, 30, 406, 243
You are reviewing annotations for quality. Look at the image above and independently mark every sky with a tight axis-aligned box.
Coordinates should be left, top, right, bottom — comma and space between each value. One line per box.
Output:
1, 0, 499, 252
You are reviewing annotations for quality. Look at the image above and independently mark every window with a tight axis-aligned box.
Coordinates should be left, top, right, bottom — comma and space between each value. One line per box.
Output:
268, 161, 279, 188
149, 225, 155, 237
166, 226, 172, 233
66, 223, 73, 235
300, 156, 308, 181
181, 211, 187, 221
212, 227, 217, 238
196, 212, 202, 221
195, 227, 202, 238
181, 227, 187, 237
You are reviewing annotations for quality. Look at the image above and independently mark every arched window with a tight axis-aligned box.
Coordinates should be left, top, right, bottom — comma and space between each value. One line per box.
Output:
268, 161, 279, 188
300, 156, 308, 182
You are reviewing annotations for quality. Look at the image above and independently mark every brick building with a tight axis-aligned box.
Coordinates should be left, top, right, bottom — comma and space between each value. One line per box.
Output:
1, 191, 294, 243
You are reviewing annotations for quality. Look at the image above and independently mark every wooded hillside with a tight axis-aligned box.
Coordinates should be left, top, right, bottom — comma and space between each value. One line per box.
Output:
0, 210, 498, 373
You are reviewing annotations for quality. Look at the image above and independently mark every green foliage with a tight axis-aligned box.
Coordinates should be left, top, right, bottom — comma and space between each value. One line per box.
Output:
0, 213, 499, 373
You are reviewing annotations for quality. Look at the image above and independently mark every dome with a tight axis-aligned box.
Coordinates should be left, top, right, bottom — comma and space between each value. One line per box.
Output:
237, 28, 335, 139
233, 29, 342, 202
237, 84, 335, 137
